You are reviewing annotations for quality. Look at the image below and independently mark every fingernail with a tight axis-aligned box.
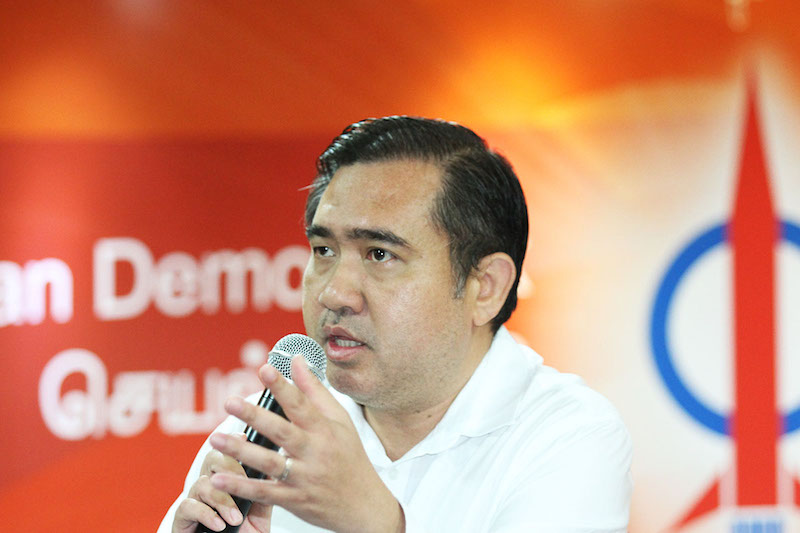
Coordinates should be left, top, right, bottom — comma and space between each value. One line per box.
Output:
210, 473, 226, 489
229, 507, 243, 525
211, 515, 226, 531
209, 433, 226, 449
261, 364, 278, 383
224, 396, 243, 415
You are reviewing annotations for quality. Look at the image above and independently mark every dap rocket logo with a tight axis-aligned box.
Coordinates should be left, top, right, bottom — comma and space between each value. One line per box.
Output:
650, 80, 800, 532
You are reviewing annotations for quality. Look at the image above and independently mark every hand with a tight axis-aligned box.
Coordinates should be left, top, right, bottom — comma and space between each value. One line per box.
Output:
172, 435, 273, 533
207, 356, 405, 533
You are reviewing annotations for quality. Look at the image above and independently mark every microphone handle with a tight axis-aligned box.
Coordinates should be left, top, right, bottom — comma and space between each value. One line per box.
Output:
197, 394, 286, 533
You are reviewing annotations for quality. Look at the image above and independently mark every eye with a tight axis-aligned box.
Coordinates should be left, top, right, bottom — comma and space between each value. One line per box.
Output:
313, 246, 335, 257
367, 248, 395, 263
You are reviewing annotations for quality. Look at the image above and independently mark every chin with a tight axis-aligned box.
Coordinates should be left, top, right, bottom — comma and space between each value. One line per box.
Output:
327, 368, 357, 393
327, 370, 372, 404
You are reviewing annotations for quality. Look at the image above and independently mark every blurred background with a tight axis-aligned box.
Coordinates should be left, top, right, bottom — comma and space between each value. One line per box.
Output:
1, 1, 799, 531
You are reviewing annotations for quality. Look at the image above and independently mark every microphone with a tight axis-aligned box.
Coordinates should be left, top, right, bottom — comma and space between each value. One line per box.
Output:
198, 333, 327, 533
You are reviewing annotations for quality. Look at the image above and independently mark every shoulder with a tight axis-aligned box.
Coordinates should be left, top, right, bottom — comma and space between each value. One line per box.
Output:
515, 350, 630, 453
492, 344, 632, 528
523, 357, 626, 429
483, 331, 632, 474
470, 327, 631, 454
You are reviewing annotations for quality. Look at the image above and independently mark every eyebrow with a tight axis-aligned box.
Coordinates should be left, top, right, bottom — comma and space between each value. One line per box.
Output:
306, 224, 411, 248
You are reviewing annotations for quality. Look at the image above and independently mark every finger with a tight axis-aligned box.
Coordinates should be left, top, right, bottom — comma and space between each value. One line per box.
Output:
174, 497, 227, 532
258, 361, 324, 429
187, 475, 244, 527
210, 432, 290, 480
285, 355, 352, 426
211, 472, 296, 507
200, 445, 247, 477
244, 502, 273, 533
222, 396, 307, 453
289, 355, 341, 414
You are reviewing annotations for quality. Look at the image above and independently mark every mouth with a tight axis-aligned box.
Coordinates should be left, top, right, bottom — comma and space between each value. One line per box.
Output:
329, 336, 365, 348
323, 327, 368, 362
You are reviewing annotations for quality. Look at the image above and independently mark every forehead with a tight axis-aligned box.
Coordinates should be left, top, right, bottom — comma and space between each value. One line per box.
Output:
312, 159, 444, 230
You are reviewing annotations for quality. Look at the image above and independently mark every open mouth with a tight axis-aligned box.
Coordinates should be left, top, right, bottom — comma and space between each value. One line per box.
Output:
330, 336, 365, 348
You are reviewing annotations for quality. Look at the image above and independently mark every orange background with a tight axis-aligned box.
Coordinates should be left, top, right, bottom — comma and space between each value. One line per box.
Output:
4, 1, 797, 138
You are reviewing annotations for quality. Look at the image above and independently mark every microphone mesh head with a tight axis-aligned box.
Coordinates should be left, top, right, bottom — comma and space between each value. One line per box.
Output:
267, 333, 327, 382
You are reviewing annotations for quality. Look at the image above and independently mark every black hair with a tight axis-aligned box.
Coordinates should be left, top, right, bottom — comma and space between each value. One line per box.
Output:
305, 116, 528, 332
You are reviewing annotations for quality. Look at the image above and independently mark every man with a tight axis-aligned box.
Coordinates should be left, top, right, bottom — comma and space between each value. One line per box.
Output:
159, 116, 632, 533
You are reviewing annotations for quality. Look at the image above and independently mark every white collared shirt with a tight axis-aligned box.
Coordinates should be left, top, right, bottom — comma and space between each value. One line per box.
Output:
158, 327, 632, 532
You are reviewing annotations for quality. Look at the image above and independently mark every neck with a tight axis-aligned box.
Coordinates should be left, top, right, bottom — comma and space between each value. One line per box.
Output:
363, 326, 496, 461
363, 396, 453, 461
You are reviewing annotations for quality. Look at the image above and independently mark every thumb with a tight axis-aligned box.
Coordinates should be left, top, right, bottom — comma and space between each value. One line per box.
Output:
242, 502, 272, 533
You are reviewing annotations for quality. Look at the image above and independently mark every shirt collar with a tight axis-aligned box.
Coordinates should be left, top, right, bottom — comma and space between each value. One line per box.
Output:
332, 326, 542, 462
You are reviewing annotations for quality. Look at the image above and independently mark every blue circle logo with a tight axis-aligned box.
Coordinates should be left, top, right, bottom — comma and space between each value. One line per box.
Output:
650, 220, 800, 435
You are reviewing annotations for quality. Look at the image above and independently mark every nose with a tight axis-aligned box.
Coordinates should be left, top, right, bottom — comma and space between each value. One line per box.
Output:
317, 257, 365, 315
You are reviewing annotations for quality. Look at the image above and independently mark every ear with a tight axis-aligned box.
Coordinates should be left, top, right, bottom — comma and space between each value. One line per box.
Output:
469, 252, 517, 328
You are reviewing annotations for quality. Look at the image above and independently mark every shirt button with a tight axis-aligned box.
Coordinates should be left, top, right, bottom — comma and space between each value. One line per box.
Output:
387, 469, 399, 480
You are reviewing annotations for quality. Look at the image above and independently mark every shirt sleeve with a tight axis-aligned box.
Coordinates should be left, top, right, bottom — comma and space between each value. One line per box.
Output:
155, 414, 249, 533
400, 505, 435, 533
489, 418, 633, 533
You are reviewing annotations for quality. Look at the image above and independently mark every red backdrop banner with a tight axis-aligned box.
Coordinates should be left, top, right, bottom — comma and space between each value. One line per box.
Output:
0, 138, 324, 530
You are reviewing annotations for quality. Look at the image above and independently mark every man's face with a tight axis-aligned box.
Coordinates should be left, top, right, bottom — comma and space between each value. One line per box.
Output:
302, 159, 477, 412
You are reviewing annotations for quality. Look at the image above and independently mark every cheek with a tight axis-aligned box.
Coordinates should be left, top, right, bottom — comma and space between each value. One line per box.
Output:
301, 262, 322, 304
379, 282, 455, 331
301, 274, 320, 325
